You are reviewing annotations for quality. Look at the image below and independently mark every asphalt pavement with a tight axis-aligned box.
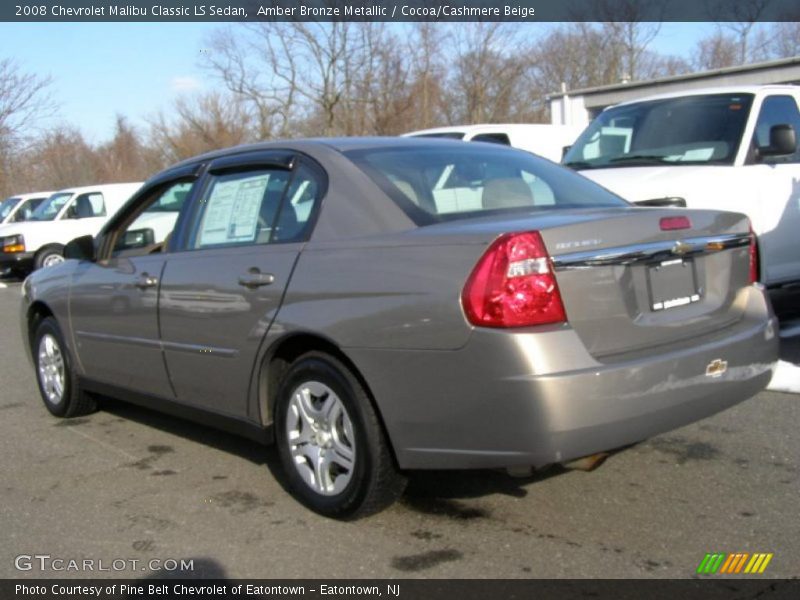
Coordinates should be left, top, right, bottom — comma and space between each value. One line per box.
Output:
0, 279, 797, 579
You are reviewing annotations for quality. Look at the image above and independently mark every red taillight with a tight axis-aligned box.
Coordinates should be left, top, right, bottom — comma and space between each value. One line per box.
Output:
749, 226, 759, 284
659, 216, 691, 231
462, 231, 567, 328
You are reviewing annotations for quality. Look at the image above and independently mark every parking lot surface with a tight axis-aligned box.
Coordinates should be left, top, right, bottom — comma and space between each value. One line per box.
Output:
1, 279, 798, 579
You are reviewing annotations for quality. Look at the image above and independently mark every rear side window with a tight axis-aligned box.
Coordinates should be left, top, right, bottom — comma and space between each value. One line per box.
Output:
410, 132, 465, 140
190, 165, 321, 249
346, 144, 626, 224
753, 95, 800, 163
471, 133, 511, 146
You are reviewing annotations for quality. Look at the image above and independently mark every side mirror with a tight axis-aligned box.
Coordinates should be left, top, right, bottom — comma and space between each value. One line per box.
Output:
118, 228, 155, 250
64, 235, 96, 262
758, 124, 797, 158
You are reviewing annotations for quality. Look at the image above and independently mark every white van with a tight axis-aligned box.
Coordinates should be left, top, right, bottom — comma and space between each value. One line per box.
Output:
563, 86, 800, 287
0, 191, 54, 225
404, 123, 583, 162
0, 182, 142, 275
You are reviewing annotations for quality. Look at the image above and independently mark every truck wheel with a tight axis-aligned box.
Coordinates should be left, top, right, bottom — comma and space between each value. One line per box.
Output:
34, 245, 65, 270
274, 352, 406, 518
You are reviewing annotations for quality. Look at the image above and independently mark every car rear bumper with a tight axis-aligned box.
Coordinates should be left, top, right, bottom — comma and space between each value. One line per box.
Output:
347, 285, 779, 470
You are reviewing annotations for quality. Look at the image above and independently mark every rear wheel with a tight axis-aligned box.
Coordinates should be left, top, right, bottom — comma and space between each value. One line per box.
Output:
274, 352, 406, 518
34, 245, 65, 270
33, 317, 96, 418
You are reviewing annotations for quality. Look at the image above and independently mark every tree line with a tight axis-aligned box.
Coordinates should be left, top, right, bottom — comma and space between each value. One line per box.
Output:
2, 17, 799, 196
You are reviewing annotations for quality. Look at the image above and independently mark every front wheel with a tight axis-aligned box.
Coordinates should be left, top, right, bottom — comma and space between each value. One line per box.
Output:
34, 245, 65, 270
33, 317, 96, 418
274, 352, 406, 518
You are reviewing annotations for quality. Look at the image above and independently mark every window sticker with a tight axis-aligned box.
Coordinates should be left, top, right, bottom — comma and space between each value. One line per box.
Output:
198, 174, 269, 247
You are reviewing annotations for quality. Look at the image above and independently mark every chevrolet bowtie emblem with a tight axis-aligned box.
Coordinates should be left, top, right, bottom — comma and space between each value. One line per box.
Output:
672, 240, 693, 256
706, 359, 728, 378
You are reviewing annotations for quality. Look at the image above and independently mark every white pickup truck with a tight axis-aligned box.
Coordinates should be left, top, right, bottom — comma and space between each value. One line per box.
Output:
0, 182, 142, 275
563, 85, 800, 287
404, 123, 583, 162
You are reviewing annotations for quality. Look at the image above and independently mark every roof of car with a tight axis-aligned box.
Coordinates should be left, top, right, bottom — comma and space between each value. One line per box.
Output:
53, 182, 143, 195
168, 136, 515, 170
403, 124, 578, 136
3, 191, 55, 200
612, 85, 799, 108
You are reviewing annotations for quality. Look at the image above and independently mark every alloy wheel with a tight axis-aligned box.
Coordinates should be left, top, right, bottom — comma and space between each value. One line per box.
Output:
285, 381, 356, 496
38, 333, 65, 405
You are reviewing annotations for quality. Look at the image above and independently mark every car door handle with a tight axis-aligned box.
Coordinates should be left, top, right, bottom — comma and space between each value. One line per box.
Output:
135, 273, 159, 290
238, 270, 275, 289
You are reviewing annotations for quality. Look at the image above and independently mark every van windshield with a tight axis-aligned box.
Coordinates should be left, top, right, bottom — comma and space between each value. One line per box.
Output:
30, 192, 73, 221
564, 93, 754, 169
0, 197, 21, 220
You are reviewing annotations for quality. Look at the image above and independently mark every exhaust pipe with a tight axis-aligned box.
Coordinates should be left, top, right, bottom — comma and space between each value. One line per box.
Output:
563, 452, 610, 472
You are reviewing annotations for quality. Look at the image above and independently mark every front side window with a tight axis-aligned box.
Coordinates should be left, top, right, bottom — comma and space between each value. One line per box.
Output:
752, 95, 800, 164
346, 144, 626, 224
64, 192, 105, 219
112, 181, 194, 258
30, 192, 73, 221
564, 93, 754, 169
191, 165, 321, 250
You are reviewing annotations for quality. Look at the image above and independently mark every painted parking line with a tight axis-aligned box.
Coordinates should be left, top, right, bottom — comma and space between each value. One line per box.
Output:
0, 283, 6, 289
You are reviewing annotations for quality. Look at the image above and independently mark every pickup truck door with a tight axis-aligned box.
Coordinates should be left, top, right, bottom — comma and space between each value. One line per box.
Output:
747, 93, 800, 285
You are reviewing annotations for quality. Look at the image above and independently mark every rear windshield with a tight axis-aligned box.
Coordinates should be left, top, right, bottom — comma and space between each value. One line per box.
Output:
345, 144, 627, 224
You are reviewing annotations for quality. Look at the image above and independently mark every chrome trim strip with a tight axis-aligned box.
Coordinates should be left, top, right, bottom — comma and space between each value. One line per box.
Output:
75, 331, 238, 358
551, 233, 750, 271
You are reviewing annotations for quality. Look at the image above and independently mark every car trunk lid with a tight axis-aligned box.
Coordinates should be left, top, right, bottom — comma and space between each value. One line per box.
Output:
539, 208, 751, 358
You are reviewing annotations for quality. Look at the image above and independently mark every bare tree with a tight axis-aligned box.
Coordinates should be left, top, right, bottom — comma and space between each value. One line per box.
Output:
771, 22, 800, 58
444, 23, 534, 124
0, 59, 53, 195
204, 25, 299, 139
95, 116, 155, 182
706, 0, 772, 64
148, 92, 254, 164
407, 23, 449, 130
19, 126, 97, 191
531, 23, 622, 93
350, 24, 417, 135
693, 31, 740, 70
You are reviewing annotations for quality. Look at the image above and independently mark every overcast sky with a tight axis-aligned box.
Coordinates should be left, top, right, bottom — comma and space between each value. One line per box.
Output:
0, 21, 714, 142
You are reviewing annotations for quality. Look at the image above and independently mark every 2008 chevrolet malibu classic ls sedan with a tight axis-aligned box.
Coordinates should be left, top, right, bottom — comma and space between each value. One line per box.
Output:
20, 138, 778, 517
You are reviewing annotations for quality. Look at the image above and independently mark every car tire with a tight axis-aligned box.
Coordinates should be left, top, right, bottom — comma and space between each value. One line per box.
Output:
274, 352, 406, 518
32, 317, 96, 418
34, 245, 65, 270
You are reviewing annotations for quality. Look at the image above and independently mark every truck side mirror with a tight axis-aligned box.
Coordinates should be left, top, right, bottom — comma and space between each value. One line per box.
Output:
64, 235, 96, 262
758, 124, 797, 158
